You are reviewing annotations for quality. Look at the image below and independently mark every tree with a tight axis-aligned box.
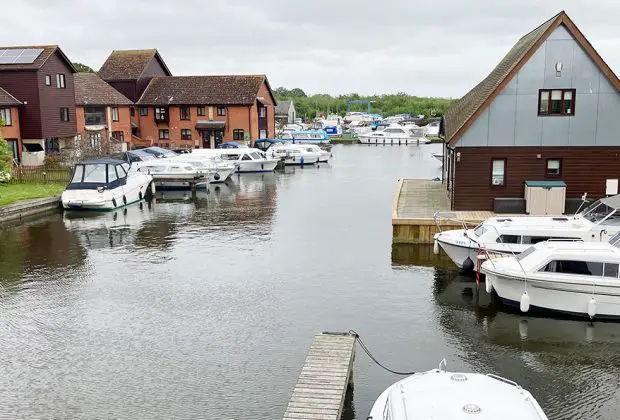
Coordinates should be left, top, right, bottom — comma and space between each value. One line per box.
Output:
0, 121, 11, 178
73, 62, 95, 73
289, 88, 307, 98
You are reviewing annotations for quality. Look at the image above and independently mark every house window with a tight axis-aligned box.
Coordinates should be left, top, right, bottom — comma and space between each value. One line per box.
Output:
217, 106, 226, 116
181, 129, 192, 140
547, 159, 561, 176
159, 129, 169, 139
491, 159, 505, 186
155, 107, 168, 122
84, 106, 105, 125
0, 108, 11, 126
111, 107, 119, 122
89, 132, 101, 149
45, 75, 51, 86
259, 106, 266, 118
538, 89, 575, 116
112, 131, 124, 142
197, 106, 205, 116
60, 107, 70, 122
233, 129, 244, 140
44, 137, 59, 153
56, 74, 66, 89
140, 107, 148, 116
180, 106, 191, 120
130, 107, 135, 117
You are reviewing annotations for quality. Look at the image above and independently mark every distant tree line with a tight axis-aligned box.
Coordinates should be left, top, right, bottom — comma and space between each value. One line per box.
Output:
274, 87, 455, 120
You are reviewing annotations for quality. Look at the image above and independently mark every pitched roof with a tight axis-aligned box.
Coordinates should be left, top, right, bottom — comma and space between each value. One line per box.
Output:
0, 86, 21, 106
0, 45, 76, 72
74, 73, 133, 106
98, 49, 172, 81
137, 75, 273, 105
275, 100, 292, 115
444, 11, 620, 146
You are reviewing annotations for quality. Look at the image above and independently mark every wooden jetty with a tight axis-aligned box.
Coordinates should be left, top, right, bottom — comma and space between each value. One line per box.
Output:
283, 332, 356, 420
392, 179, 494, 244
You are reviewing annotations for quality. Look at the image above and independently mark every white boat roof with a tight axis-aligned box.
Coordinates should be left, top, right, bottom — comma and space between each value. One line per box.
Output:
388, 370, 546, 419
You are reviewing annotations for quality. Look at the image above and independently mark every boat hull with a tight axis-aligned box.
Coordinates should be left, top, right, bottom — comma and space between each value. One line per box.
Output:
358, 136, 430, 145
236, 159, 278, 173
435, 238, 479, 270
61, 178, 152, 211
486, 271, 620, 320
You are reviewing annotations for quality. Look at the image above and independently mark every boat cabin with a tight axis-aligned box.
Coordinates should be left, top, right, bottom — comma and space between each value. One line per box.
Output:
280, 130, 329, 142
218, 150, 267, 162
67, 159, 131, 190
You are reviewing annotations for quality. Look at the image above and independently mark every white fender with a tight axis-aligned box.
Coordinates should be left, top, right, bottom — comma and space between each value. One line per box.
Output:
520, 291, 530, 313
485, 276, 493, 294
587, 298, 597, 319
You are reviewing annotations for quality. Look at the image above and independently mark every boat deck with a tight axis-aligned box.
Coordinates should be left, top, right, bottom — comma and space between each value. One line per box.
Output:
392, 179, 494, 244
283, 332, 356, 420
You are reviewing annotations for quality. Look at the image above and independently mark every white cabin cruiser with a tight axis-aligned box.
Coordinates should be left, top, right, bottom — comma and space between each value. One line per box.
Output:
191, 148, 278, 173
62, 158, 153, 211
368, 361, 547, 420
482, 233, 620, 320
265, 143, 320, 165
358, 125, 429, 145
434, 195, 620, 271
298, 144, 330, 163
133, 160, 214, 189
175, 154, 237, 183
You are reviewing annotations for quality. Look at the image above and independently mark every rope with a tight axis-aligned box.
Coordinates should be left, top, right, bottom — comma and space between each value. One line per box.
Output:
348, 330, 416, 376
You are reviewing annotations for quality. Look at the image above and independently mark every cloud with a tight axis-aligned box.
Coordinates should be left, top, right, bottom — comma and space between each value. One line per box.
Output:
1, 0, 618, 97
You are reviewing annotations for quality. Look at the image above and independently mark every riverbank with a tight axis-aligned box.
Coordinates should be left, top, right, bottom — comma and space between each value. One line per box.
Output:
0, 183, 65, 207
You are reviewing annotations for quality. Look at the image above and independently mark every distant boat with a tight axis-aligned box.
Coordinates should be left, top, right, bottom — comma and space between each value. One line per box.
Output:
192, 148, 279, 173
280, 130, 331, 145
358, 125, 430, 145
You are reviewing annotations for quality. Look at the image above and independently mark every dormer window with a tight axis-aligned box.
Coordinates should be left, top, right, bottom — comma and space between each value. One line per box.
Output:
538, 89, 575, 116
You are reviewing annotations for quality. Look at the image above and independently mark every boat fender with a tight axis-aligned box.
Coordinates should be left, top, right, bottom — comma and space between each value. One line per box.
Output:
462, 257, 475, 272
300, 157, 304, 166
214, 173, 221, 181
520, 291, 530, 313
587, 298, 597, 319
433, 240, 439, 255
112, 198, 117, 208
485, 276, 492, 294
122, 195, 127, 205
139, 191, 143, 200
151, 182, 156, 194
261, 163, 264, 170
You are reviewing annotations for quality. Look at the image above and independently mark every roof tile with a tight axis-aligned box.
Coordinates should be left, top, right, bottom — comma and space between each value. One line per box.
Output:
74, 73, 133, 106
98, 49, 170, 81
0, 86, 21, 106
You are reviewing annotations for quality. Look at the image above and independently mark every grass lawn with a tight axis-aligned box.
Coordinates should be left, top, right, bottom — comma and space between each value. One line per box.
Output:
0, 183, 66, 207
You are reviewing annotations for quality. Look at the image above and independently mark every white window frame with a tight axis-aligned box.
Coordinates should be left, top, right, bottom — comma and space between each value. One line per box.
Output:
111, 107, 119, 122
491, 159, 506, 186
0, 108, 11, 126
56, 73, 66, 89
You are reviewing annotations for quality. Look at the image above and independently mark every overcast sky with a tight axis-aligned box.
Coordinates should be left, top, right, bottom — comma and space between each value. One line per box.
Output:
2, 0, 619, 98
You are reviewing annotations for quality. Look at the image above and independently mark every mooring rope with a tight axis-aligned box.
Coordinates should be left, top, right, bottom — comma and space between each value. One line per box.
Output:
349, 330, 416, 376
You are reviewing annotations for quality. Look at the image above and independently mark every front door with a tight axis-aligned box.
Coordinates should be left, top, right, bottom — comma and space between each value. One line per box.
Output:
214, 130, 223, 148
5, 139, 18, 163
202, 130, 212, 148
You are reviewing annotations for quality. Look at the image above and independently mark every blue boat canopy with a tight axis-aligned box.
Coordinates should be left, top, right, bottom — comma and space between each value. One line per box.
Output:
524, 180, 567, 187
217, 142, 243, 149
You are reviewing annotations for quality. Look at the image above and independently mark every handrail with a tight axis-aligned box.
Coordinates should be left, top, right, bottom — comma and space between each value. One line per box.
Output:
487, 373, 519, 388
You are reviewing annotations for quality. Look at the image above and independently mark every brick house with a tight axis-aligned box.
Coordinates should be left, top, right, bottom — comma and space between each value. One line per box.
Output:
74, 73, 133, 153
136, 75, 276, 149
0, 45, 77, 161
0, 86, 22, 163
441, 11, 620, 212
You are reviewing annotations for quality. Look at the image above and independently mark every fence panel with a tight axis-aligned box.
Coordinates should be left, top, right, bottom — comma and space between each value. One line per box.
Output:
11, 167, 71, 184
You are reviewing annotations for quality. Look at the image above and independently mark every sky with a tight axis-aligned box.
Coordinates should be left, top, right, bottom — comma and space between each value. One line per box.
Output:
2, 0, 619, 98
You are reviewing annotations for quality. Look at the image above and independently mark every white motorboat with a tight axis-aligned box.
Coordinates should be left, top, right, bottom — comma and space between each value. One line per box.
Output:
358, 125, 429, 145
61, 158, 153, 211
265, 143, 320, 165
132, 159, 215, 189
482, 233, 620, 320
425, 119, 440, 136
175, 153, 237, 183
298, 144, 330, 163
280, 130, 331, 145
434, 195, 620, 271
368, 361, 547, 420
191, 148, 278, 173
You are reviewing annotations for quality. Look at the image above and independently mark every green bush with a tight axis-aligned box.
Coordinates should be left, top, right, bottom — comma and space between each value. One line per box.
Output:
0, 137, 11, 180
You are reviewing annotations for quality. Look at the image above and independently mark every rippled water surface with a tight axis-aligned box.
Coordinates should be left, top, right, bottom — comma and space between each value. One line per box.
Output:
1, 144, 620, 419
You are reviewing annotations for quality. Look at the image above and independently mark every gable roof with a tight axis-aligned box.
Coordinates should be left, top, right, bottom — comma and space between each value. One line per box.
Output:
137, 75, 275, 106
98, 49, 172, 81
444, 11, 620, 146
0, 86, 21, 106
0, 45, 76, 72
74, 73, 133, 106
275, 100, 292, 115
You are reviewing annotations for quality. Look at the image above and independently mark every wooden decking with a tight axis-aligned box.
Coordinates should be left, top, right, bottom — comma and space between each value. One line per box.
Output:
283, 332, 356, 420
392, 179, 495, 244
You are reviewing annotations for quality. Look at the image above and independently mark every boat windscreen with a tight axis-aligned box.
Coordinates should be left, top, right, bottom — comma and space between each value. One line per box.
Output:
581, 200, 618, 224
609, 232, 620, 248
82, 164, 107, 183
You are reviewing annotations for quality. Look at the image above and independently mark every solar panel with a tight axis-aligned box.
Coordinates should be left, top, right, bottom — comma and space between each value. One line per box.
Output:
0, 48, 44, 64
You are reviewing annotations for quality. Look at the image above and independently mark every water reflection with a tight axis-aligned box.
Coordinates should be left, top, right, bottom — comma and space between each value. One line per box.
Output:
433, 268, 620, 419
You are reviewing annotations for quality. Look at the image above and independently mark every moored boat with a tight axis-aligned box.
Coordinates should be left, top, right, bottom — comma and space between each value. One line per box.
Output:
358, 125, 429, 145
280, 130, 331, 144
191, 148, 278, 173
264, 143, 320, 165
61, 158, 153, 211
368, 361, 547, 419
481, 233, 620, 320
133, 159, 214, 189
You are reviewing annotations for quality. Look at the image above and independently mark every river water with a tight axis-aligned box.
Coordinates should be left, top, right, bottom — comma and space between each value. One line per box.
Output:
0, 144, 619, 419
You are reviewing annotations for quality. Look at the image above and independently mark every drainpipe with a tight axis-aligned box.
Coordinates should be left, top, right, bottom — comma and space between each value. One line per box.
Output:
248, 104, 252, 145
106, 105, 112, 152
